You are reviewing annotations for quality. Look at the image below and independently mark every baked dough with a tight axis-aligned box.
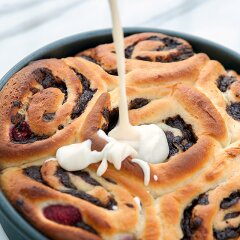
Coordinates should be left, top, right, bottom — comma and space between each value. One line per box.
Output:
1, 32, 240, 240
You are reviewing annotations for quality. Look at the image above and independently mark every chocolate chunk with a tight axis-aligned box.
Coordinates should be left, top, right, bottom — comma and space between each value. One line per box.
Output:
190, 217, 202, 231
72, 171, 102, 186
75, 222, 99, 235
125, 43, 136, 59
135, 56, 152, 61
158, 37, 182, 50
24, 166, 44, 183
11, 112, 25, 125
56, 168, 117, 210
30, 87, 40, 94
104, 107, 119, 134
12, 100, 21, 107
214, 227, 240, 240
181, 194, 208, 239
103, 177, 117, 185
58, 124, 64, 130
164, 131, 179, 158
124, 36, 191, 62
42, 113, 55, 121
62, 189, 105, 208
105, 197, 118, 210
126, 203, 134, 208
216, 75, 237, 92
226, 102, 240, 121
105, 69, 118, 76
34, 68, 68, 102
220, 191, 240, 209
224, 212, 240, 220
164, 115, 197, 158
197, 194, 209, 205
128, 98, 150, 110
56, 167, 76, 189
156, 46, 194, 62
71, 72, 97, 119
80, 55, 99, 65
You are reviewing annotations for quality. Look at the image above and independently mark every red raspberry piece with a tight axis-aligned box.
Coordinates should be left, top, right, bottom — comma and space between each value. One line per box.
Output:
43, 205, 82, 226
11, 121, 32, 142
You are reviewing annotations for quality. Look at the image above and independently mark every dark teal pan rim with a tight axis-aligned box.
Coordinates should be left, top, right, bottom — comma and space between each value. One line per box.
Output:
0, 27, 240, 240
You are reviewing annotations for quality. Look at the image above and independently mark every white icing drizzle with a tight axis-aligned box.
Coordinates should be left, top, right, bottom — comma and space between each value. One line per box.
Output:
57, 134, 137, 176
132, 159, 150, 186
108, 0, 139, 141
56, 0, 169, 186
112, 205, 118, 210
133, 196, 141, 210
153, 175, 158, 181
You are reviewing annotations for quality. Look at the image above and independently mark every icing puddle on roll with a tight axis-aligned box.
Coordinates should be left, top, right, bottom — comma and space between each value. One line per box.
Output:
56, 0, 169, 186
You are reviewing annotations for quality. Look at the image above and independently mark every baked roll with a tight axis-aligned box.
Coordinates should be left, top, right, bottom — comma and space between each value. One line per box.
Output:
0, 32, 240, 240
0, 57, 115, 168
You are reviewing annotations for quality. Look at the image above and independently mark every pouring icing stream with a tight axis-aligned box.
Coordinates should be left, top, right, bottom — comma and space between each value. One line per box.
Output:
56, 0, 169, 186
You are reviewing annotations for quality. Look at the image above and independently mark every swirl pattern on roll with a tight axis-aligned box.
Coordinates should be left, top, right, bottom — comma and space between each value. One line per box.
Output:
0, 57, 115, 168
0, 32, 240, 240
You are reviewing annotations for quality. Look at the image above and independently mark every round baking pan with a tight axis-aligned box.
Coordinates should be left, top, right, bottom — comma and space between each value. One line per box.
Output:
0, 27, 240, 240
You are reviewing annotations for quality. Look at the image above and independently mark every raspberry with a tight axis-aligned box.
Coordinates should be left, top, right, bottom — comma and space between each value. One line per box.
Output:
43, 205, 82, 226
11, 121, 32, 142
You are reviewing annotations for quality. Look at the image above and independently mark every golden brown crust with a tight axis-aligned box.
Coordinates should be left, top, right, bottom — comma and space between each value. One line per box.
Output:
0, 58, 114, 169
158, 141, 240, 240
0, 32, 240, 240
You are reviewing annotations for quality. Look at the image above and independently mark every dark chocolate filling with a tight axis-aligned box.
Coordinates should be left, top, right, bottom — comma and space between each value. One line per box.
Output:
164, 115, 197, 158
181, 193, 209, 240
71, 71, 97, 119
24, 166, 44, 184
42, 112, 55, 122
56, 167, 77, 189
103, 177, 117, 185
11, 121, 49, 144
62, 189, 107, 208
30, 87, 40, 94
11, 112, 25, 125
34, 68, 68, 103
214, 227, 240, 240
216, 75, 237, 92
105, 68, 118, 76
128, 98, 150, 110
124, 35, 193, 62
75, 221, 99, 235
56, 167, 117, 210
58, 124, 64, 130
220, 191, 240, 209
104, 107, 119, 134
125, 43, 137, 59
164, 131, 179, 157
71, 171, 102, 186
226, 102, 240, 121
80, 55, 99, 65
12, 100, 21, 107
156, 46, 194, 63
126, 203, 134, 208
135, 56, 152, 61
224, 212, 240, 220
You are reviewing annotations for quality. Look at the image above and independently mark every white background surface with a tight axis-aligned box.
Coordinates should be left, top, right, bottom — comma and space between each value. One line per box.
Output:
0, 0, 240, 239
